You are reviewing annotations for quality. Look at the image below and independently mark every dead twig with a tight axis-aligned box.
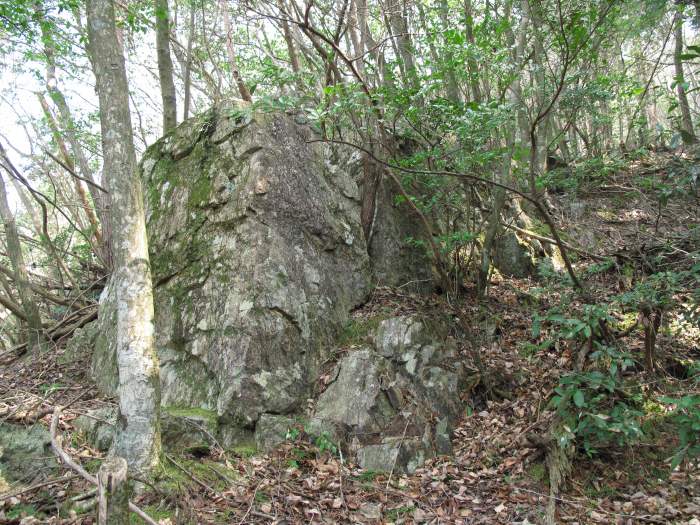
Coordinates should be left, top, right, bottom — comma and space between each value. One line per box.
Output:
0, 474, 80, 501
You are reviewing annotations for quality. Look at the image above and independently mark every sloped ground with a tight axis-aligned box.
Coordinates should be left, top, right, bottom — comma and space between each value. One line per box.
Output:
1, 151, 699, 524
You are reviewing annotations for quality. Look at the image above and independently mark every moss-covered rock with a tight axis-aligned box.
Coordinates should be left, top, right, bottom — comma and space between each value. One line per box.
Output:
90, 104, 372, 444
0, 423, 56, 483
73, 406, 117, 452
493, 230, 538, 278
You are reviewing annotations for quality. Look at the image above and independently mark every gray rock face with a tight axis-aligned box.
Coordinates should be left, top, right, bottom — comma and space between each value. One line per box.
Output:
64, 311, 117, 397
91, 104, 372, 438
366, 178, 433, 291
493, 230, 537, 278
73, 406, 223, 452
254, 414, 296, 452
310, 315, 466, 473
73, 406, 117, 452
0, 423, 56, 483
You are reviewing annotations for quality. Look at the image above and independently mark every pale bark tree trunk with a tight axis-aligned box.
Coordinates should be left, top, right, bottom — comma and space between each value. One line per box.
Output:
278, 0, 302, 76
10, 173, 66, 290
36, 1, 112, 268
37, 95, 103, 252
464, 0, 483, 103
219, 0, 252, 101
347, 0, 364, 76
155, 0, 178, 133
0, 164, 43, 350
477, 1, 529, 297
674, 13, 696, 142
183, 4, 196, 119
385, 0, 418, 90
437, 0, 460, 103
86, 0, 161, 474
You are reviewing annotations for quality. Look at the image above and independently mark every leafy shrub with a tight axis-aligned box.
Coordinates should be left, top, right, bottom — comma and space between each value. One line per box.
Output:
659, 393, 700, 469
550, 339, 643, 456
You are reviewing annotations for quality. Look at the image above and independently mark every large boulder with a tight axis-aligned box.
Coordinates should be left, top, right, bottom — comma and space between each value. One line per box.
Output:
90, 104, 373, 442
306, 315, 467, 473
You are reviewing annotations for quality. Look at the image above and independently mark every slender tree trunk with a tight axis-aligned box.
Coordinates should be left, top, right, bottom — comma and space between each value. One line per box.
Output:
86, 0, 161, 474
279, 0, 302, 76
464, 0, 483, 103
385, 0, 419, 90
674, 13, 696, 141
477, 3, 528, 296
359, 0, 393, 89
37, 95, 103, 251
36, 1, 112, 268
10, 174, 66, 290
183, 4, 196, 119
155, 0, 178, 133
437, 0, 460, 103
0, 166, 43, 350
219, 0, 252, 101
347, 0, 364, 76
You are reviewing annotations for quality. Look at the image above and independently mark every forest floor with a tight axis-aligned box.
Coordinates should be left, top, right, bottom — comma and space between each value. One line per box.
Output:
1, 150, 699, 524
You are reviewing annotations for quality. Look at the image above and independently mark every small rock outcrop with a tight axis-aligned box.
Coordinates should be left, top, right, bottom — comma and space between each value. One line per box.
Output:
493, 200, 565, 278
493, 230, 538, 278
305, 315, 467, 473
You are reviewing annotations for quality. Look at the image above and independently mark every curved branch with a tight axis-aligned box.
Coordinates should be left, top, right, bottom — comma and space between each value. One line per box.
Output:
50, 408, 159, 525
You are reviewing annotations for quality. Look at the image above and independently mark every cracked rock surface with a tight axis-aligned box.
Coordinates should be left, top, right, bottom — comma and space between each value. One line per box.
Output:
305, 315, 468, 473
88, 104, 372, 442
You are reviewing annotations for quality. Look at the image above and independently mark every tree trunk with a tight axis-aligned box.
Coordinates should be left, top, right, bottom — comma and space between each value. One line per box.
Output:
86, 0, 161, 474
183, 4, 196, 119
155, 0, 178, 133
437, 0, 460, 103
385, 0, 418, 90
35, 1, 112, 268
219, 0, 252, 101
477, 1, 529, 297
674, 13, 696, 142
97, 457, 129, 525
279, 0, 302, 76
464, 0, 483, 103
0, 166, 43, 350
37, 94, 103, 253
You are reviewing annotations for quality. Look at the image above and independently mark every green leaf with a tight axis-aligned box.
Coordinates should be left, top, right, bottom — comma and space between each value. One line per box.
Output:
574, 390, 586, 408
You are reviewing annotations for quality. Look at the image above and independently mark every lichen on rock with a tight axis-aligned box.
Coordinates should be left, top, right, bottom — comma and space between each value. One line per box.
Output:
90, 104, 373, 444
307, 315, 467, 473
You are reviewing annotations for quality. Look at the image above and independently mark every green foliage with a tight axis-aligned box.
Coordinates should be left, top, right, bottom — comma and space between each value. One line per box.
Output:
337, 315, 388, 347
386, 505, 415, 520
533, 303, 612, 341
538, 155, 629, 193
615, 267, 700, 328
355, 470, 379, 482
6, 503, 38, 520
285, 427, 301, 441
314, 431, 338, 456
659, 393, 700, 469
550, 356, 643, 456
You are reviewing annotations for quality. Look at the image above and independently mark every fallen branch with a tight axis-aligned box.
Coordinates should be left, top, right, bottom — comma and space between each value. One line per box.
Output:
500, 222, 608, 261
49, 407, 158, 525
0, 306, 97, 364
0, 474, 80, 501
